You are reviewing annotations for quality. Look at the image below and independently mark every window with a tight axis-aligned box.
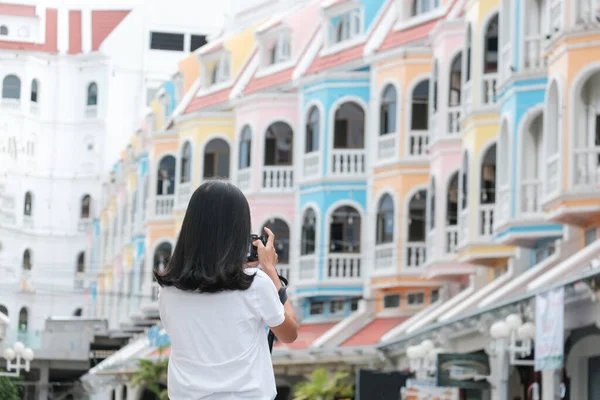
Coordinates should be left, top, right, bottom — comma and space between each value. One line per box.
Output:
376, 194, 394, 244
150, 32, 184, 51
480, 144, 497, 204
157, 155, 176, 195
24, 191, 32, 216
23, 249, 32, 271
0, 305, 7, 318
73, 308, 83, 317
262, 219, 290, 264
180, 142, 192, 183
449, 54, 462, 106
410, 0, 439, 17
465, 25, 472, 82
239, 126, 252, 169
350, 297, 360, 311
268, 35, 291, 65
30, 79, 39, 103
333, 102, 365, 149
77, 252, 85, 273
383, 294, 400, 308
447, 172, 459, 225
534, 241, 556, 264
408, 190, 427, 242
301, 208, 317, 255
18, 307, 28, 333
333, 9, 361, 43
585, 228, 598, 247
190, 34, 207, 52
264, 122, 293, 166
483, 14, 499, 74
461, 153, 469, 209
203, 139, 230, 179
432, 60, 438, 113
407, 292, 425, 306
380, 85, 397, 135
309, 300, 325, 315
2, 75, 21, 99
305, 106, 320, 153
329, 206, 361, 253
0, 25, 7, 35
411, 80, 429, 130
210, 58, 230, 85
329, 299, 345, 314
81, 194, 91, 218
431, 289, 440, 303
87, 82, 98, 106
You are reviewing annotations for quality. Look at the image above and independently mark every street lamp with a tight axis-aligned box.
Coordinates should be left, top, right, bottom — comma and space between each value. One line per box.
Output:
406, 339, 444, 380
1, 342, 35, 377
489, 313, 535, 366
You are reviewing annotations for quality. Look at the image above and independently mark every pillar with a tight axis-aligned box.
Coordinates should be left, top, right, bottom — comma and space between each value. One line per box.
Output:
36, 362, 49, 400
542, 369, 560, 400
488, 347, 509, 400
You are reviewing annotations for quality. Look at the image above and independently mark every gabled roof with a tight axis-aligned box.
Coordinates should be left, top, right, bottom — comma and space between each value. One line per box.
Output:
0, 3, 35, 17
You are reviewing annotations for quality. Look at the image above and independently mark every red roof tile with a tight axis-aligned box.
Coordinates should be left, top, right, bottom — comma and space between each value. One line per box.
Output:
378, 19, 439, 53
68, 10, 82, 55
340, 317, 407, 347
91, 10, 130, 51
184, 88, 231, 114
277, 322, 337, 350
0, 8, 57, 52
305, 43, 364, 75
243, 67, 293, 95
0, 3, 36, 17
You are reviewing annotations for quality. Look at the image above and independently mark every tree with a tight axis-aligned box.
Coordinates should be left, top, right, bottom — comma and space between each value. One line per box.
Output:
293, 368, 355, 400
0, 374, 23, 400
130, 347, 169, 400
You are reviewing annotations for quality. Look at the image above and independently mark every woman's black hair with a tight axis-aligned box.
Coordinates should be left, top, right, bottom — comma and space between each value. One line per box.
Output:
155, 180, 255, 292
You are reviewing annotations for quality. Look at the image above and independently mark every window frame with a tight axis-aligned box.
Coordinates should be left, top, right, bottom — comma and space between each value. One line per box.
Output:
407, 291, 425, 307
149, 31, 185, 52
383, 293, 400, 309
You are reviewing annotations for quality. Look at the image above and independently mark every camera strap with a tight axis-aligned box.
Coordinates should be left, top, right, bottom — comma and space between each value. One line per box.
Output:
268, 274, 288, 354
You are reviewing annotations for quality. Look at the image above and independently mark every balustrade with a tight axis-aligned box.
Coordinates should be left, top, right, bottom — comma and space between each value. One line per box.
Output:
377, 135, 396, 161
299, 255, 317, 280
447, 107, 461, 135
524, 36, 543, 70
262, 166, 293, 191
155, 195, 174, 217
482, 74, 498, 105
480, 204, 495, 238
408, 131, 428, 156
237, 168, 252, 191
405, 242, 426, 268
177, 182, 192, 207
521, 179, 542, 215
573, 147, 600, 188
445, 226, 458, 254
375, 243, 395, 271
331, 149, 365, 176
326, 254, 361, 280
303, 153, 320, 178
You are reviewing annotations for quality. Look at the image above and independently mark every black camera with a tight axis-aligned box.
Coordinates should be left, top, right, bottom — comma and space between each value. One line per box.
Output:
247, 234, 268, 262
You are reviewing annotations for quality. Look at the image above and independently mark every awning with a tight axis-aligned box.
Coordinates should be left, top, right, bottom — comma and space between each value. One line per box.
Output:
340, 317, 408, 347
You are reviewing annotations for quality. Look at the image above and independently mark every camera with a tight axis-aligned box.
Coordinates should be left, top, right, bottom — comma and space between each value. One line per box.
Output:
247, 233, 268, 262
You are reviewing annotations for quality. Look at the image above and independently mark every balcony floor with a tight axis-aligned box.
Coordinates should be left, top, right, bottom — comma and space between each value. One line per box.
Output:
456, 241, 516, 266
543, 193, 600, 227
493, 219, 564, 248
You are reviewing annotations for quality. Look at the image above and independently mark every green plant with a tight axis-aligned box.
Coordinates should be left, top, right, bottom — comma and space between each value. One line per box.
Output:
0, 373, 23, 400
293, 367, 355, 400
130, 346, 169, 400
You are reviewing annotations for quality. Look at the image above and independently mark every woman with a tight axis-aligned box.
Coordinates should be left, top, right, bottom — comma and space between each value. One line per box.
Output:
157, 180, 298, 399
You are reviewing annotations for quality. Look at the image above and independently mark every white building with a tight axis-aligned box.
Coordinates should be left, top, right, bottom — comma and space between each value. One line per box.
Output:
0, 0, 227, 397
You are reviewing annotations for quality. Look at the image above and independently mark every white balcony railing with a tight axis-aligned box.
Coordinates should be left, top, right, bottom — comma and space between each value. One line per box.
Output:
405, 242, 426, 268
550, 0, 562, 33
237, 168, 252, 191
480, 204, 495, 238
463, 82, 473, 115
575, 0, 599, 26
78, 218, 91, 232
331, 149, 365, 176
426, 230, 435, 261
30, 102, 39, 115
408, 131, 428, 156
524, 35, 544, 70
521, 179, 542, 216
155, 195, 174, 217
496, 185, 510, 225
1, 98, 20, 110
23, 215, 33, 229
500, 43, 512, 81
573, 147, 600, 188
177, 182, 192, 207
262, 166, 293, 191
85, 105, 98, 119
375, 243, 395, 271
299, 255, 317, 280
377, 134, 396, 161
303, 153, 320, 178
429, 113, 438, 142
325, 254, 361, 280
447, 106, 461, 135
445, 225, 459, 254
459, 208, 469, 246
482, 73, 498, 105
546, 154, 560, 194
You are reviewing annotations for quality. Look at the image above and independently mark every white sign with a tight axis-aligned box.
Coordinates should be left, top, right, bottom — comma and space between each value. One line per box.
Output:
404, 382, 459, 400
535, 287, 564, 371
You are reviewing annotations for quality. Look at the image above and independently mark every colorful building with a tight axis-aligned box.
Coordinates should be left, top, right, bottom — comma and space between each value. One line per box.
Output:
81, 0, 600, 399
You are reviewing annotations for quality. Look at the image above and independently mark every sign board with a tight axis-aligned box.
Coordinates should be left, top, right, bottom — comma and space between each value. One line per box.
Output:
436, 351, 490, 390
535, 287, 565, 371
355, 369, 411, 400
404, 382, 459, 400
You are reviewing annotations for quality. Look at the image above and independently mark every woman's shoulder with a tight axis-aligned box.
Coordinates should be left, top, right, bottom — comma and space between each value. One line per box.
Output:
244, 268, 273, 289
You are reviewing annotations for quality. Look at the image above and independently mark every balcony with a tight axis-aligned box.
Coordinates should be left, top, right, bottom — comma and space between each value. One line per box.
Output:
524, 36, 544, 70
303, 153, 320, 179
377, 134, 396, 161
331, 149, 365, 176
78, 218, 91, 232
1, 98, 20, 110
299, 255, 317, 280
374, 243, 395, 272
520, 179, 542, 216
573, 147, 600, 189
23, 215, 33, 229
85, 105, 98, 119
500, 43, 511, 81
405, 242, 426, 268
262, 166, 293, 191
237, 168, 252, 191
177, 182, 193, 207
480, 204, 495, 238
445, 226, 459, 254
30, 102, 39, 116
155, 195, 174, 217
447, 107, 461, 135
408, 131, 428, 157
575, 0, 600, 26
325, 254, 361, 281
481, 73, 498, 105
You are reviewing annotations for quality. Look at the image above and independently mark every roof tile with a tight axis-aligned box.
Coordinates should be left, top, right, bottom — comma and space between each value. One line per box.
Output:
341, 317, 407, 347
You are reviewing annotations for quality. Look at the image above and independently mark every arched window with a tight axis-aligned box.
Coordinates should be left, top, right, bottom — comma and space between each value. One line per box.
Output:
18, 307, 28, 332
262, 219, 290, 264
180, 142, 192, 183
30, 79, 39, 103
465, 25, 472, 82
411, 0, 418, 16
498, 123, 509, 187
24, 191, 32, 216
77, 252, 85, 273
329, 206, 361, 253
239, 125, 252, 169
408, 190, 427, 242
87, 82, 98, 106
0, 25, 8, 35
0, 305, 7, 317
157, 155, 176, 195
153, 243, 172, 273
481, 143, 497, 204
122, 386, 128, 400
204, 138, 230, 179
483, 14, 499, 74
2, 75, 21, 99
432, 60, 438, 113
447, 172, 459, 225
428, 180, 436, 231
23, 249, 32, 271
411, 80, 430, 130
305, 107, 320, 153
460, 153, 469, 210
334, 102, 365, 149
449, 53, 463, 106
73, 308, 83, 317
380, 85, 397, 135
301, 208, 316, 255
376, 194, 394, 244
81, 194, 91, 218
264, 122, 293, 166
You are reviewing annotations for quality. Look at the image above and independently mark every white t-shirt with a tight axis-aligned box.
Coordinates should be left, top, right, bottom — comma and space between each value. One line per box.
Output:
158, 268, 285, 400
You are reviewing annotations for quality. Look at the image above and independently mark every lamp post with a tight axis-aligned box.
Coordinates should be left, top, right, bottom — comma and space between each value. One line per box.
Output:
1, 341, 35, 377
406, 339, 444, 381
489, 313, 536, 366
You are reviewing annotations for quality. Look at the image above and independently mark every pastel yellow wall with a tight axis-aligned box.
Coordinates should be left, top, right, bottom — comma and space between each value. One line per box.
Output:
226, 25, 259, 74
178, 53, 201, 92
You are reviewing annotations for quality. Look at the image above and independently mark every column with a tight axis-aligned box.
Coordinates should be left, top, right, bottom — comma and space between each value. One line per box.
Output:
487, 347, 509, 400
36, 362, 50, 400
542, 369, 560, 400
